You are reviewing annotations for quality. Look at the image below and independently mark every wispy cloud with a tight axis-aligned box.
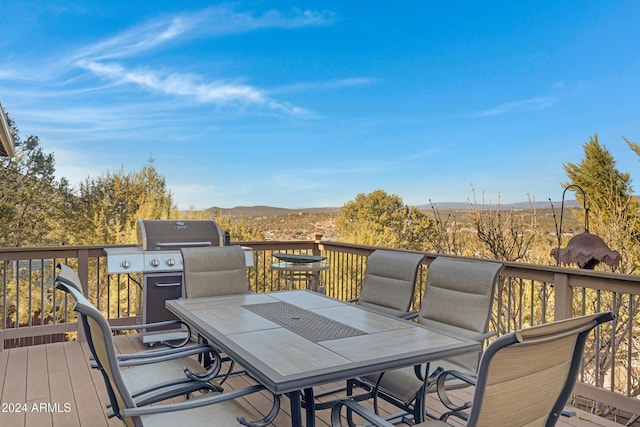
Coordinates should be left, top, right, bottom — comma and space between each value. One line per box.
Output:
67, 5, 332, 116
471, 80, 590, 118
77, 61, 263, 103
76, 60, 310, 116
473, 96, 556, 117
72, 5, 335, 62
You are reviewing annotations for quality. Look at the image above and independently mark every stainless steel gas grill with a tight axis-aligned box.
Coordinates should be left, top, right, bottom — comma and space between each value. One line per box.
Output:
105, 219, 226, 346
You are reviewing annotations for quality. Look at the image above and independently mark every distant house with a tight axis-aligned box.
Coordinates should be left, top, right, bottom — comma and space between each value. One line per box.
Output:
1, 102, 15, 157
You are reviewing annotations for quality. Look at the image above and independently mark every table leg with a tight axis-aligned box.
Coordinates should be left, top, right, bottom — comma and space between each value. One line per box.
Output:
303, 388, 316, 427
287, 391, 304, 427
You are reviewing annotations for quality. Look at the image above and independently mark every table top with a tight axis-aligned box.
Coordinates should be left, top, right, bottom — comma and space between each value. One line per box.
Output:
272, 253, 327, 263
166, 290, 479, 394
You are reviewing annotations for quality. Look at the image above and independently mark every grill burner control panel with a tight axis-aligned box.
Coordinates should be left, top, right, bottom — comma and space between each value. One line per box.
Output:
143, 250, 183, 272
105, 247, 183, 274
105, 248, 144, 274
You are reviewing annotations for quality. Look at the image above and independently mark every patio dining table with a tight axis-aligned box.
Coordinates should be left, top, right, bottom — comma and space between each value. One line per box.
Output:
166, 290, 480, 427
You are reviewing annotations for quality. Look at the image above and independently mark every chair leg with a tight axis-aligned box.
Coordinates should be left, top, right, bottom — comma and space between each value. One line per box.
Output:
414, 387, 426, 424
344, 379, 360, 426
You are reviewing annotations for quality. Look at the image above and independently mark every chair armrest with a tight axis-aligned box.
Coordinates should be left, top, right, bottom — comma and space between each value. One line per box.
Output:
131, 376, 222, 404
107, 379, 223, 418
120, 384, 280, 427
399, 310, 419, 320
121, 386, 266, 416
115, 343, 212, 361
113, 348, 216, 368
330, 400, 395, 427
92, 344, 221, 371
470, 331, 497, 342
92, 343, 212, 363
110, 319, 187, 332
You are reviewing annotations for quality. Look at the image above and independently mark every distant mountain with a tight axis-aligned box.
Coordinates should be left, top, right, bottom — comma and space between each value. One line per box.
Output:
209, 205, 340, 217
207, 201, 578, 217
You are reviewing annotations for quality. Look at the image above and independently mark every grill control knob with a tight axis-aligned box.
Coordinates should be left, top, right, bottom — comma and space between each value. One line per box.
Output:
150, 258, 160, 268
166, 258, 175, 267
120, 260, 131, 270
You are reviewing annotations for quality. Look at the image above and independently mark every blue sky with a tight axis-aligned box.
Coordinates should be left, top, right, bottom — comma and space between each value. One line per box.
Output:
1, 1, 639, 209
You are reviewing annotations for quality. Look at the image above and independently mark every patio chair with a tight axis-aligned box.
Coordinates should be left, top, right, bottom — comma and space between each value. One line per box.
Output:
331, 311, 615, 427
350, 249, 426, 318
181, 245, 251, 381
59, 265, 281, 427
350, 257, 503, 423
55, 264, 224, 409
181, 245, 250, 298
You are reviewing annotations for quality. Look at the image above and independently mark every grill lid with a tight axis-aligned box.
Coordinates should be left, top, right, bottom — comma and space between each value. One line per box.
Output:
137, 219, 224, 250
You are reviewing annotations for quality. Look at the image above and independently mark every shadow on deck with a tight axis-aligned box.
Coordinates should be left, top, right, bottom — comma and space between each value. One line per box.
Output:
0, 336, 623, 427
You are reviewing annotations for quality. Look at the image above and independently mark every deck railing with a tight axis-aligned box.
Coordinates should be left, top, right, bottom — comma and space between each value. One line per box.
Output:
1, 240, 639, 422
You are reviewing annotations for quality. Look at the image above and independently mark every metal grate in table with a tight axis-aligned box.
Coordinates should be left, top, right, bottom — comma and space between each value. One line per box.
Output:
242, 301, 366, 342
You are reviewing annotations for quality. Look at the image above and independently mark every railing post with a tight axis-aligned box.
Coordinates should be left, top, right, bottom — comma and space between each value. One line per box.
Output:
553, 272, 573, 321
312, 233, 323, 256
312, 234, 324, 293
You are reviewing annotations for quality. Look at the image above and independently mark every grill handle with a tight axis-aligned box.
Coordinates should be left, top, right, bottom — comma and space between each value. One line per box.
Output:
155, 241, 213, 249
153, 282, 182, 287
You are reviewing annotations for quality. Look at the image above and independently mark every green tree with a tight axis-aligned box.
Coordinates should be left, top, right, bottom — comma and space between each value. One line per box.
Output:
563, 134, 635, 224
335, 189, 435, 251
69, 159, 178, 245
562, 133, 640, 273
0, 115, 72, 247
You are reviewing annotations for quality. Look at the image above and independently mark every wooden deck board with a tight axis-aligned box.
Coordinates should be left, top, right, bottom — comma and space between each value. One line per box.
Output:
64, 337, 112, 427
3, 346, 28, 426
47, 342, 80, 427
26, 344, 53, 427
0, 337, 625, 427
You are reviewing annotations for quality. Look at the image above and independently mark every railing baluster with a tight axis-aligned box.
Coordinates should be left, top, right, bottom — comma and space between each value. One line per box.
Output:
627, 295, 633, 397
28, 259, 33, 328
14, 259, 19, 333
2, 261, 6, 330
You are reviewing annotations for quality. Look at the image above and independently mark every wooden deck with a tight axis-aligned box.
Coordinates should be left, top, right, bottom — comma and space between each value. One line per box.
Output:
0, 336, 624, 427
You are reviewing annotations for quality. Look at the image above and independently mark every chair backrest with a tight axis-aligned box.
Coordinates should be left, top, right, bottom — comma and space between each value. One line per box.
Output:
418, 257, 504, 371
55, 263, 85, 294
467, 311, 614, 427
181, 245, 249, 298
55, 265, 139, 427
356, 250, 426, 317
